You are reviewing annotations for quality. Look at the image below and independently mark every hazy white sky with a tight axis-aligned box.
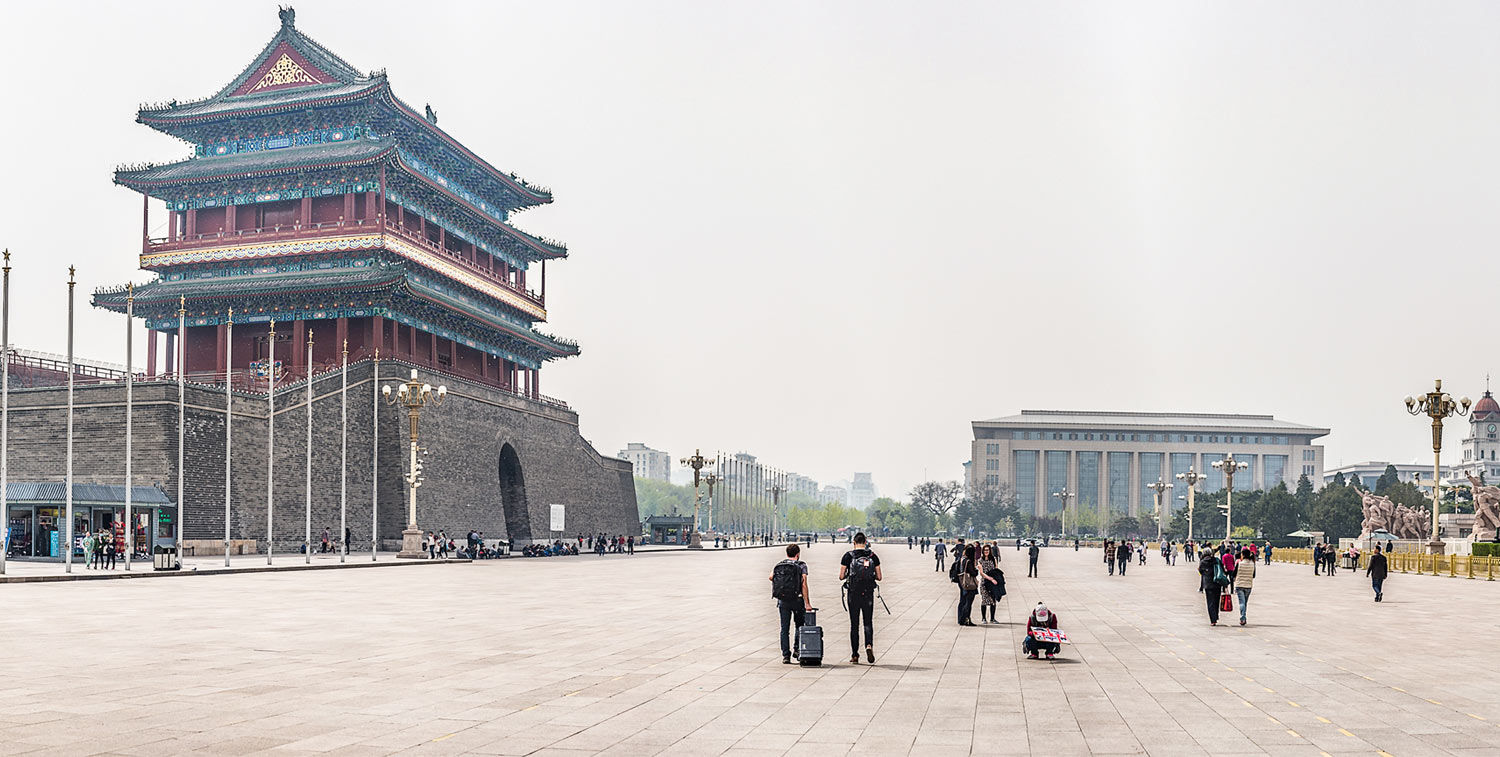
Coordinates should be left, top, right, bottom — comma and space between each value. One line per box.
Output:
2, 1, 1498, 497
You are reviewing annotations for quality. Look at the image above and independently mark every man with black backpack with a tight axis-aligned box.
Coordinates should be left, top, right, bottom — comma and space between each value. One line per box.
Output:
770, 544, 813, 664
839, 532, 882, 664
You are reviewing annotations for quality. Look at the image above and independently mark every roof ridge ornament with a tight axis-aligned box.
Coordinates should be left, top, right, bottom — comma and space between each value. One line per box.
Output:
279, 6, 296, 28
424, 104, 438, 125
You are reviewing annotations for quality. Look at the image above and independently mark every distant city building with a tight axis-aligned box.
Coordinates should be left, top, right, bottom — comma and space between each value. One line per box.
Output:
1323, 461, 1449, 493
786, 473, 820, 499
819, 486, 848, 506
849, 473, 877, 510
618, 443, 671, 482
1453, 389, 1500, 483
970, 410, 1329, 518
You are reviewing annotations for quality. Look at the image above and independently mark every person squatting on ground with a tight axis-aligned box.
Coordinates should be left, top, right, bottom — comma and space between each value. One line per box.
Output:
1367, 544, 1388, 602
770, 544, 812, 664
1024, 602, 1061, 660
1199, 547, 1229, 625
840, 532, 882, 664
1232, 547, 1256, 625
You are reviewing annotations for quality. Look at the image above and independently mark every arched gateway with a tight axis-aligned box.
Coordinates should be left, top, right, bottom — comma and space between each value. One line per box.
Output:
499, 443, 533, 544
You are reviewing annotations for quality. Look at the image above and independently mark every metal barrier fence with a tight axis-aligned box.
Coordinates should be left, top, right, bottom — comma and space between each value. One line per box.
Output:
1271, 547, 1499, 580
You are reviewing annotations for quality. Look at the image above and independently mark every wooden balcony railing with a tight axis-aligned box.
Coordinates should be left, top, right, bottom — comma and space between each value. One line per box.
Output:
145, 217, 544, 309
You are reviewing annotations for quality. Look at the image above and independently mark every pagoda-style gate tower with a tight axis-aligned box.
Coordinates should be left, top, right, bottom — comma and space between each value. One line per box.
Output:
66, 8, 638, 553
96, 7, 574, 394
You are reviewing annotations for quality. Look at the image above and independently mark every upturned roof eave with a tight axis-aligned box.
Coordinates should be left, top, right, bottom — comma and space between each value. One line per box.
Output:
113, 144, 396, 196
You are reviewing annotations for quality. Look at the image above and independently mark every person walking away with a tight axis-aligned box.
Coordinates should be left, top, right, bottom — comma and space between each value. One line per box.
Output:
1027, 540, 1040, 578
1024, 602, 1061, 660
1326, 545, 1337, 576
956, 544, 979, 626
1104, 538, 1114, 575
1264, 541, 1273, 565
1116, 540, 1131, 576
934, 540, 947, 572
1232, 547, 1256, 625
978, 544, 1002, 623
1199, 549, 1227, 625
1366, 544, 1388, 601
770, 544, 812, 664
627, 535, 635, 555
840, 533, 882, 663
1313, 542, 1323, 575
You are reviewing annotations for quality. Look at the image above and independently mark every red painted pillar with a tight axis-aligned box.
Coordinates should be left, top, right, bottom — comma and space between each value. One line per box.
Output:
299, 196, 312, 228
142, 194, 151, 253
166, 211, 177, 244
364, 191, 376, 224
292, 320, 306, 375
428, 331, 437, 367
370, 315, 383, 355
215, 322, 226, 374
336, 317, 348, 357
224, 204, 236, 235
478, 351, 487, 381
146, 330, 158, 377
532, 368, 539, 399
541, 261, 546, 303
343, 193, 355, 226
185, 209, 197, 239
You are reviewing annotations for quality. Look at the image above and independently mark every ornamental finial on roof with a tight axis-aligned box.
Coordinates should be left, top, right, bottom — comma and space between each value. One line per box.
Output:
425, 104, 438, 125
279, 6, 296, 28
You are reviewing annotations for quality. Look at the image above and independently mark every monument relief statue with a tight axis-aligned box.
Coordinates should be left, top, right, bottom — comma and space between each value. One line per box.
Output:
1359, 490, 1395, 538
1467, 474, 1500, 542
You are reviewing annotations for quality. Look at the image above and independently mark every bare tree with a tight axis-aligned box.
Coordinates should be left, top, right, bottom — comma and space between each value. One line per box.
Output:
910, 480, 963, 517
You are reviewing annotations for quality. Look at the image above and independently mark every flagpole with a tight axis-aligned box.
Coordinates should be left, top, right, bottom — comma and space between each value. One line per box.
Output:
124, 283, 134, 571
177, 296, 185, 569
305, 328, 313, 563
265, 319, 276, 565
340, 339, 347, 563
0, 250, 10, 575
372, 349, 379, 562
65, 267, 75, 574
224, 307, 233, 567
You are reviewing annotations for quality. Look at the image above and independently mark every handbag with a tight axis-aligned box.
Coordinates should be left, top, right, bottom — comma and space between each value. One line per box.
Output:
1220, 593, 1233, 612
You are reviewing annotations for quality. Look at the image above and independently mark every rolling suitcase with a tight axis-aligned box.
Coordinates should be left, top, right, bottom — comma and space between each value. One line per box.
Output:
797, 608, 823, 667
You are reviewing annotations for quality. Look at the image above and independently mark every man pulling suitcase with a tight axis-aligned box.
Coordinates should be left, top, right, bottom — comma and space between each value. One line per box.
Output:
770, 544, 813, 664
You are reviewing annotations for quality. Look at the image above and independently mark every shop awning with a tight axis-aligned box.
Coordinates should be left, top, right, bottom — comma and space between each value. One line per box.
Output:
5, 482, 173, 507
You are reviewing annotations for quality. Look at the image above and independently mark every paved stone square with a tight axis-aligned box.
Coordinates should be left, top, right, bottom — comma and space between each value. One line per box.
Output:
2, 543, 1499, 756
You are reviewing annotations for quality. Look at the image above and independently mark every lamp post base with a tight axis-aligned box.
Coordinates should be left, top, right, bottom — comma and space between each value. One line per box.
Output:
1427, 539, 1446, 555
397, 527, 425, 559
688, 531, 704, 550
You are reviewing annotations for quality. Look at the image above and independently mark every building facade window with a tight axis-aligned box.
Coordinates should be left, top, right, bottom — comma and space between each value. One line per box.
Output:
1140, 453, 1163, 513
1302, 449, 1315, 461
1014, 451, 1038, 514
1204, 453, 1225, 491
1108, 452, 1131, 514
1264, 455, 1287, 488
1077, 452, 1101, 513
1170, 452, 1195, 486
1235, 455, 1256, 491
985, 458, 999, 471
1045, 451, 1068, 513
985, 443, 999, 455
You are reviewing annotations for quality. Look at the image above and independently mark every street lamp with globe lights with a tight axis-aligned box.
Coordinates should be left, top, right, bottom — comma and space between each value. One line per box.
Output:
1405, 379, 1471, 553
1211, 455, 1249, 542
1175, 467, 1205, 542
680, 449, 713, 548
1051, 488, 1073, 538
383, 369, 446, 558
1145, 477, 1173, 544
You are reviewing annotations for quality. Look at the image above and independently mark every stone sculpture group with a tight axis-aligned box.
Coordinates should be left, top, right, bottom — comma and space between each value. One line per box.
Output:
1466, 474, 1500, 542
1358, 490, 1431, 541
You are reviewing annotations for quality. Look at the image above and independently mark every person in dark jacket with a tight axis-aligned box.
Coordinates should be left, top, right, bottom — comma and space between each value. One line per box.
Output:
956, 544, 979, 627
1104, 539, 1115, 575
1366, 544, 1388, 602
1027, 541, 1040, 578
1198, 549, 1224, 625
1115, 540, 1131, 576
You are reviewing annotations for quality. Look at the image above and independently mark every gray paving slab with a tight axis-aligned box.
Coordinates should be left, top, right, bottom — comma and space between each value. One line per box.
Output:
5, 542, 1500, 754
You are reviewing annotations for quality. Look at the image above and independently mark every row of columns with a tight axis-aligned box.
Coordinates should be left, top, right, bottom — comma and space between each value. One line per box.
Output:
140, 314, 541, 399
167, 192, 380, 243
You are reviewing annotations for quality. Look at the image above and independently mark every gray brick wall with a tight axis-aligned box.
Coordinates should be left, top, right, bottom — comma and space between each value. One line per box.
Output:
3, 358, 638, 551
